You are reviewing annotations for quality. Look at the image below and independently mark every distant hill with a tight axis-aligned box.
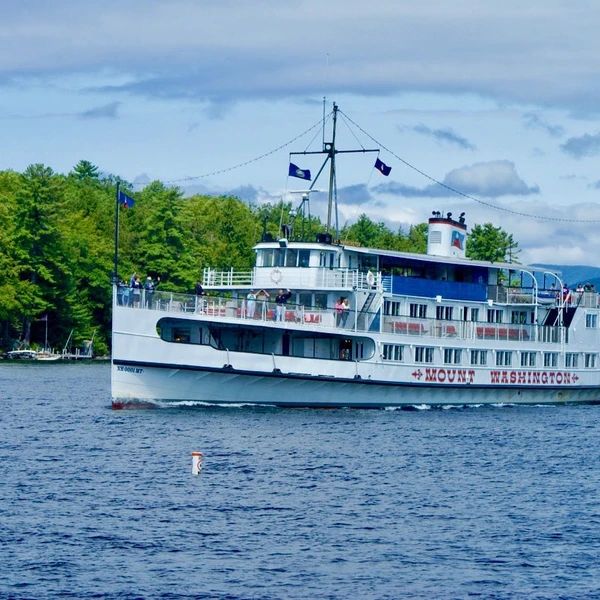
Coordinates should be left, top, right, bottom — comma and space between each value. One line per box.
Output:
532, 264, 600, 288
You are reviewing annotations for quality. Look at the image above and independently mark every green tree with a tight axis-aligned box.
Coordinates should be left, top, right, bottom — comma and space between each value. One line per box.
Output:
466, 223, 519, 263
129, 182, 195, 290
71, 160, 100, 180
13, 164, 66, 345
0, 171, 22, 346
341, 214, 390, 248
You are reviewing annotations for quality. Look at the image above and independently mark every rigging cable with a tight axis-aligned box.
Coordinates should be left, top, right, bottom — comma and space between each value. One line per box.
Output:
340, 109, 600, 224
136, 115, 327, 188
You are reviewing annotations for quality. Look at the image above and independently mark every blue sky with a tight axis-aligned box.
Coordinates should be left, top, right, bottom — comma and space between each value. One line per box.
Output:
4, 1, 600, 265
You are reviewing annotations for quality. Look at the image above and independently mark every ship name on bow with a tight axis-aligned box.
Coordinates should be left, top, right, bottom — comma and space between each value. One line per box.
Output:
411, 368, 578, 385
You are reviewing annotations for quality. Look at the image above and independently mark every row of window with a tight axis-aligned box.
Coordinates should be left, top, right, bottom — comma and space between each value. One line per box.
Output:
381, 344, 597, 368
386, 300, 600, 328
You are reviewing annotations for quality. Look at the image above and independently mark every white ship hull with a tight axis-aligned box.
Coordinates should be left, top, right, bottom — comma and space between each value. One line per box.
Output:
112, 361, 599, 408
111, 299, 600, 408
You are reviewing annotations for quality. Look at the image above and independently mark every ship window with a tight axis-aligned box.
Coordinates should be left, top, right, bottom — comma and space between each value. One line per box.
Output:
353, 341, 365, 360
585, 313, 597, 328
285, 249, 298, 267
320, 252, 337, 269
385, 300, 401, 316
470, 308, 479, 322
157, 317, 375, 362
470, 350, 487, 366
359, 255, 377, 270
511, 311, 527, 324
298, 250, 310, 267
436, 306, 453, 320
261, 249, 275, 267
565, 353, 579, 368
544, 352, 558, 367
275, 249, 285, 267
585, 353, 596, 368
173, 328, 191, 343
415, 346, 434, 363
382, 344, 404, 362
314, 293, 328, 309
298, 293, 312, 307
520, 351, 536, 367
409, 303, 427, 318
487, 309, 503, 323
443, 348, 462, 364
340, 338, 353, 360
495, 351, 512, 366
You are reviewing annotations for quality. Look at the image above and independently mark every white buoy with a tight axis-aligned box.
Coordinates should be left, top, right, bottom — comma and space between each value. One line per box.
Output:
191, 451, 203, 475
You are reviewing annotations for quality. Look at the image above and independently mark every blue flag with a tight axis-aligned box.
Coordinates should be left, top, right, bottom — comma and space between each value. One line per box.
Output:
288, 163, 311, 180
118, 190, 135, 208
375, 158, 391, 176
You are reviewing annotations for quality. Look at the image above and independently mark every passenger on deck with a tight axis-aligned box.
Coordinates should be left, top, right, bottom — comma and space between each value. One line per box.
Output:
195, 281, 204, 312
144, 276, 157, 308
246, 290, 257, 318
131, 276, 142, 307
335, 297, 344, 326
275, 289, 292, 321
562, 284, 571, 306
341, 298, 350, 327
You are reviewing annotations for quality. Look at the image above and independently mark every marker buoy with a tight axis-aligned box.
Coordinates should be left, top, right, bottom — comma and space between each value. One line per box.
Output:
191, 451, 204, 475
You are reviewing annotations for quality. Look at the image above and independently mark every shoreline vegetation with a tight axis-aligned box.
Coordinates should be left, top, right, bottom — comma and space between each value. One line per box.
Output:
0, 160, 514, 356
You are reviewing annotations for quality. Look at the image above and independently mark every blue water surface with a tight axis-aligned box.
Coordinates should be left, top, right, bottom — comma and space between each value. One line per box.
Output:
1, 363, 600, 599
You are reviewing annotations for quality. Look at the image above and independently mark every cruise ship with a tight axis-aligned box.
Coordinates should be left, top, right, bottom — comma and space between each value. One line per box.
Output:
111, 106, 600, 408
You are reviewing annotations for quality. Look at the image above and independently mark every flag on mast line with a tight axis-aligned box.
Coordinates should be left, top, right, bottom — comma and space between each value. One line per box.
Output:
374, 158, 392, 176
288, 163, 311, 180
118, 190, 135, 208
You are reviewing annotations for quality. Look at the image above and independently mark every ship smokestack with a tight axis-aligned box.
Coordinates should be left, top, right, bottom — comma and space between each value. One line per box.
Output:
427, 211, 467, 258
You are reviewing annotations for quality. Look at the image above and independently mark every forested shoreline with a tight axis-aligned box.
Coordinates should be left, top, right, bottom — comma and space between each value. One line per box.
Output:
0, 160, 515, 355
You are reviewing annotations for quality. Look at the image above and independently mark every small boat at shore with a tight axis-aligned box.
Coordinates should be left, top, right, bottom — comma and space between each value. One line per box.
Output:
6, 349, 39, 360
6, 349, 61, 361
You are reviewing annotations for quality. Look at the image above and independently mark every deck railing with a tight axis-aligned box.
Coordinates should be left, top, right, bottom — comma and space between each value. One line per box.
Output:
202, 267, 382, 291
115, 287, 569, 345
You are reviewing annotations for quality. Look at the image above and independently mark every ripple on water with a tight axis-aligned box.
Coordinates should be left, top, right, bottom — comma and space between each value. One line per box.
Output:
1, 363, 600, 599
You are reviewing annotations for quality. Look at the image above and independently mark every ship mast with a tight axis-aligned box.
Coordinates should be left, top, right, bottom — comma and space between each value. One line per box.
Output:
290, 102, 379, 238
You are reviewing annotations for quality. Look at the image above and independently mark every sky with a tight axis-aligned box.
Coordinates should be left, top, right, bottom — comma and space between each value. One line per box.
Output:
4, 0, 600, 266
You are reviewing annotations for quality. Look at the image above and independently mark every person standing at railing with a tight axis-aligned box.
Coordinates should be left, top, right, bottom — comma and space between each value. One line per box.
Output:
131, 275, 142, 307
195, 281, 204, 313
246, 290, 257, 318
128, 273, 137, 306
275, 289, 292, 321
144, 276, 158, 309
335, 297, 344, 326
341, 298, 350, 327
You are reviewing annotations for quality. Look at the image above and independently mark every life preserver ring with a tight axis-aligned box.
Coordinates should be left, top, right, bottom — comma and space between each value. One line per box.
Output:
270, 268, 282, 284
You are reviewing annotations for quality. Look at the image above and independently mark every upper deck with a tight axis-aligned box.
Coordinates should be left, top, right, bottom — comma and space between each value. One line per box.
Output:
114, 286, 600, 349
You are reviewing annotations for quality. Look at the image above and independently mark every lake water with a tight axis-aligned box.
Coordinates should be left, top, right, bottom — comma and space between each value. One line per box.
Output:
1, 362, 600, 599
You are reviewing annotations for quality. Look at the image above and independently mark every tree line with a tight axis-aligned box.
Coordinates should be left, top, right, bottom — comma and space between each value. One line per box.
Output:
0, 160, 517, 354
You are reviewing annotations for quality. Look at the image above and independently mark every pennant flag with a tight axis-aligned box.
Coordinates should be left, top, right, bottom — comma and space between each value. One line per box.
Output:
288, 163, 311, 180
374, 157, 391, 176
118, 190, 135, 208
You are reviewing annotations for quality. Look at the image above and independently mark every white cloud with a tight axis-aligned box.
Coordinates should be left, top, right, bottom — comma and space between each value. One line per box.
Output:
3, 2, 600, 113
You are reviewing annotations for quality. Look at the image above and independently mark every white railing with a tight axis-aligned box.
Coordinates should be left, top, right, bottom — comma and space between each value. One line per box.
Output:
202, 267, 382, 291
116, 287, 569, 345
202, 268, 253, 287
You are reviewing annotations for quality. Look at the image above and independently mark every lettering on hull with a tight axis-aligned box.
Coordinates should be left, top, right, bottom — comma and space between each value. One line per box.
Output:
411, 367, 579, 386
489, 370, 577, 385
117, 365, 144, 374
